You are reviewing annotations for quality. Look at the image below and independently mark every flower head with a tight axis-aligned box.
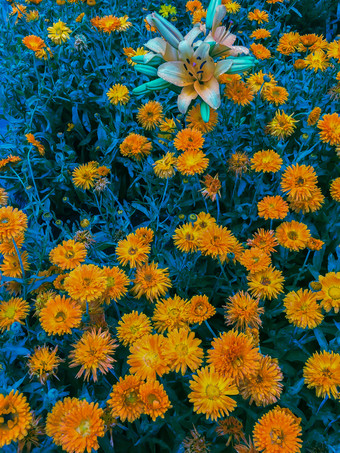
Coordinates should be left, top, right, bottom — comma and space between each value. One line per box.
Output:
318, 272, 340, 313
224, 291, 264, 330
281, 164, 318, 201
247, 266, 284, 300
317, 113, 340, 146
107, 374, 144, 422
116, 233, 150, 268
186, 104, 218, 133
152, 294, 190, 333
266, 110, 298, 140
27, 346, 62, 384
49, 239, 87, 270
188, 294, 216, 324
0, 206, 27, 241
275, 220, 311, 251
176, 149, 209, 175
39, 295, 82, 336
258, 195, 289, 220
47, 20, 72, 45
303, 351, 340, 399
283, 289, 323, 329
120, 133, 152, 161
153, 152, 177, 178
107, 84, 130, 105
0, 391, 33, 448
64, 264, 107, 305
116, 311, 152, 346
137, 101, 164, 130
163, 328, 204, 374
0, 297, 29, 332
131, 261, 172, 302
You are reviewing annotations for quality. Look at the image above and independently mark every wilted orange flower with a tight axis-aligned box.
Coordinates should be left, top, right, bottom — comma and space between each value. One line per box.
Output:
0, 390, 33, 448
258, 195, 289, 220
250, 28, 271, 40
247, 229, 278, 255
131, 261, 172, 302
64, 264, 107, 304
276, 32, 301, 55
153, 152, 177, 178
253, 407, 302, 452
0, 206, 27, 241
303, 351, 340, 399
250, 43, 271, 60
0, 297, 29, 332
317, 112, 340, 146
27, 345, 62, 384
25, 133, 45, 155
107, 374, 144, 422
127, 333, 170, 380
176, 149, 209, 176
120, 133, 152, 161
318, 271, 340, 313
239, 355, 283, 406
208, 330, 261, 384
188, 366, 239, 420
0, 154, 21, 172
228, 151, 250, 176
239, 247, 271, 273
140, 380, 172, 421
266, 110, 298, 140
248, 9, 269, 23
247, 266, 284, 300
116, 233, 150, 268
186, 104, 218, 133
200, 174, 221, 201
307, 107, 322, 126
224, 80, 254, 105
173, 222, 200, 253
276, 220, 311, 251
183, 426, 211, 452
164, 328, 204, 375
188, 294, 216, 324
251, 150, 283, 173
69, 328, 118, 382
294, 59, 308, 70
116, 311, 152, 346
153, 295, 190, 333
246, 70, 276, 93
283, 289, 323, 329
216, 416, 244, 446
39, 295, 82, 336
137, 101, 164, 130
174, 128, 205, 152
224, 291, 264, 330
49, 239, 87, 270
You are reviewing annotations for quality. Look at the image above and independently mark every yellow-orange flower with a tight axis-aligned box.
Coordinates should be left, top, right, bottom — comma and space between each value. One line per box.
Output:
1, 251, 30, 278
107, 83, 130, 105
317, 112, 340, 146
174, 128, 205, 152
120, 133, 152, 161
0, 297, 29, 332
250, 43, 271, 60
69, 328, 118, 382
186, 104, 218, 133
131, 261, 172, 302
247, 266, 284, 300
305, 50, 329, 72
39, 295, 82, 336
27, 345, 62, 384
137, 100, 164, 130
248, 9, 269, 23
283, 289, 323, 329
173, 222, 200, 253
253, 407, 302, 452
262, 85, 288, 105
49, 239, 87, 270
266, 110, 298, 140
307, 107, 322, 126
116, 311, 152, 346
247, 229, 278, 255
102, 266, 130, 303
64, 264, 107, 304
0, 206, 27, 241
188, 294, 216, 324
140, 380, 172, 421
22, 35, 45, 51
276, 32, 301, 55
200, 173, 221, 201
188, 366, 239, 421
116, 233, 150, 268
0, 390, 33, 448
47, 20, 72, 45
330, 177, 340, 201
239, 247, 271, 273
176, 149, 209, 176
107, 374, 144, 422
153, 152, 177, 178
251, 150, 283, 173
224, 80, 254, 105
258, 195, 289, 220
275, 220, 311, 251
250, 28, 271, 40
303, 351, 340, 399
152, 295, 190, 333
224, 291, 264, 330
318, 271, 340, 313
72, 162, 99, 190
197, 223, 236, 260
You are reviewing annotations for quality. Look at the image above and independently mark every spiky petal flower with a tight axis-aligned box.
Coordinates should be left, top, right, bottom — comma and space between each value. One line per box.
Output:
139, 380, 172, 421
0, 390, 32, 448
317, 271, 340, 313
283, 289, 323, 329
0, 297, 29, 332
303, 350, 340, 399
107, 374, 144, 422
131, 261, 172, 302
27, 345, 62, 384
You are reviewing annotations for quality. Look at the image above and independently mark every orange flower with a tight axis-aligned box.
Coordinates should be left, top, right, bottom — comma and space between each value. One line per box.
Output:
0, 206, 27, 241
137, 101, 164, 130
173, 222, 200, 253
276, 32, 301, 55
116, 233, 150, 268
253, 407, 302, 452
228, 151, 250, 176
239, 247, 271, 273
1, 251, 30, 278
107, 374, 144, 422
140, 380, 172, 421
120, 133, 152, 161
247, 229, 278, 255
188, 294, 216, 324
247, 266, 284, 300
0, 297, 29, 332
280, 164, 317, 201
251, 150, 282, 173
224, 291, 264, 330
200, 174, 221, 201
275, 220, 311, 251
176, 149, 209, 176
39, 295, 82, 336
49, 239, 87, 270
250, 28, 271, 40
186, 0, 203, 12
258, 195, 289, 220
186, 104, 218, 133
266, 110, 298, 140
64, 264, 107, 304
307, 107, 322, 126
288, 186, 324, 214
330, 177, 340, 201
174, 128, 205, 152
303, 351, 340, 399
27, 345, 62, 384
116, 311, 152, 346
102, 266, 130, 303
262, 85, 288, 105
131, 261, 172, 302
306, 237, 324, 251
224, 80, 254, 105
327, 40, 340, 60
250, 43, 271, 60
283, 289, 323, 329
197, 223, 236, 260
318, 271, 340, 313
248, 9, 269, 23
317, 113, 340, 146
25, 133, 45, 155
152, 295, 190, 333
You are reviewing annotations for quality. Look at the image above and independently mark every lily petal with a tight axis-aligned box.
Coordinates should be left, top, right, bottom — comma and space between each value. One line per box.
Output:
158, 62, 194, 86
164, 43, 179, 61
178, 40, 194, 61
214, 59, 233, 78
212, 5, 227, 34
228, 46, 250, 56
194, 77, 221, 110
178, 86, 198, 114
184, 24, 203, 46
194, 42, 211, 60
145, 37, 166, 55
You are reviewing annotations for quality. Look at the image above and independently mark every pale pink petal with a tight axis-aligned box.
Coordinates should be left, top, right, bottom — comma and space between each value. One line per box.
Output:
145, 37, 166, 55
212, 5, 227, 34
194, 77, 221, 110
178, 86, 198, 114
214, 59, 233, 78
178, 40, 194, 61
158, 62, 194, 86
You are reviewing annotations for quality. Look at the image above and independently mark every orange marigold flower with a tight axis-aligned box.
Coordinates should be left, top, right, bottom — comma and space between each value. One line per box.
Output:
224, 80, 254, 105
186, 104, 218, 133
152, 295, 190, 333
49, 239, 87, 270
197, 223, 236, 260
102, 266, 130, 303
27, 345, 62, 384
330, 177, 340, 201
200, 174, 221, 201
248, 9, 269, 23
250, 43, 271, 60
276, 32, 301, 55
0, 390, 33, 448
224, 291, 264, 330
116, 233, 150, 268
164, 327, 204, 375
262, 85, 288, 105
123, 46, 148, 65
153, 152, 177, 178
0, 231, 24, 255
137, 100, 164, 130
327, 40, 340, 60
72, 162, 99, 190
131, 261, 172, 302
127, 333, 171, 380
188, 294, 216, 324
174, 128, 205, 152
69, 328, 118, 382
275, 220, 311, 251
106, 83, 130, 106
253, 406, 302, 452
22, 35, 45, 51
173, 222, 200, 253
192, 8, 206, 24
186, 0, 202, 12
107, 374, 144, 422
247, 229, 278, 255
39, 295, 82, 336
303, 351, 340, 399
135, 226, 154, 245
58, 400, 105, 453
64, 264, 107, 304
251, 149, 283, 173
281, 163, 318, 201
116, 311, 152, 347
318, 271, 340, 313
307, 107, 322, 126
194, 211, 216, 230
317, 112, 340, 146
266, 110, 298, 140
0, 297, 29, 332
140, 380, 172, 421
294, 58, 308, 70
228, 151, 250, 176
25, 133, 45, 155
306, 237, 324, 251
258, 195, 289, 220
208, 330, 261, 384
305, 49, 329, 72
46, 397, 80, 445
216, 416, 243, 446
250, 28, 271, 40
239, 247, 271, 273
239, 355, 283, 406
0, 206, 27, 241
247, 266, 284, 300
1, 251, 29, 278
246, 70, 276, 93
283, 289, 323, 329
188, 366, 239, 420
176, 149, 209, 176
120, 133, 152, 161
0, 154, 21, 172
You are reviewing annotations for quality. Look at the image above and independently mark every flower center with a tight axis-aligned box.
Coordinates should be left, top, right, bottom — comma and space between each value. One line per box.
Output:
175, 343, 188, 356
4, 306, 16, 319
287, 231, 298, 240
106, 277, 116, 288
147, 394, 160, 408
328, 286, 340, 300
65, 250, 75, 258
55, 311, 67, 322
76, 419, 91, 436
205, 384, 220, 399
261, 277, 271, 286
128, 247, 138, 255
125, 391, 138, 405
270, 428, 285, 445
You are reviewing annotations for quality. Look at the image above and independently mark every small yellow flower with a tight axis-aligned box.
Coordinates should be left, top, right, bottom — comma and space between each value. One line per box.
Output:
47, 20, 72, 45
107, 84, 130, 106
